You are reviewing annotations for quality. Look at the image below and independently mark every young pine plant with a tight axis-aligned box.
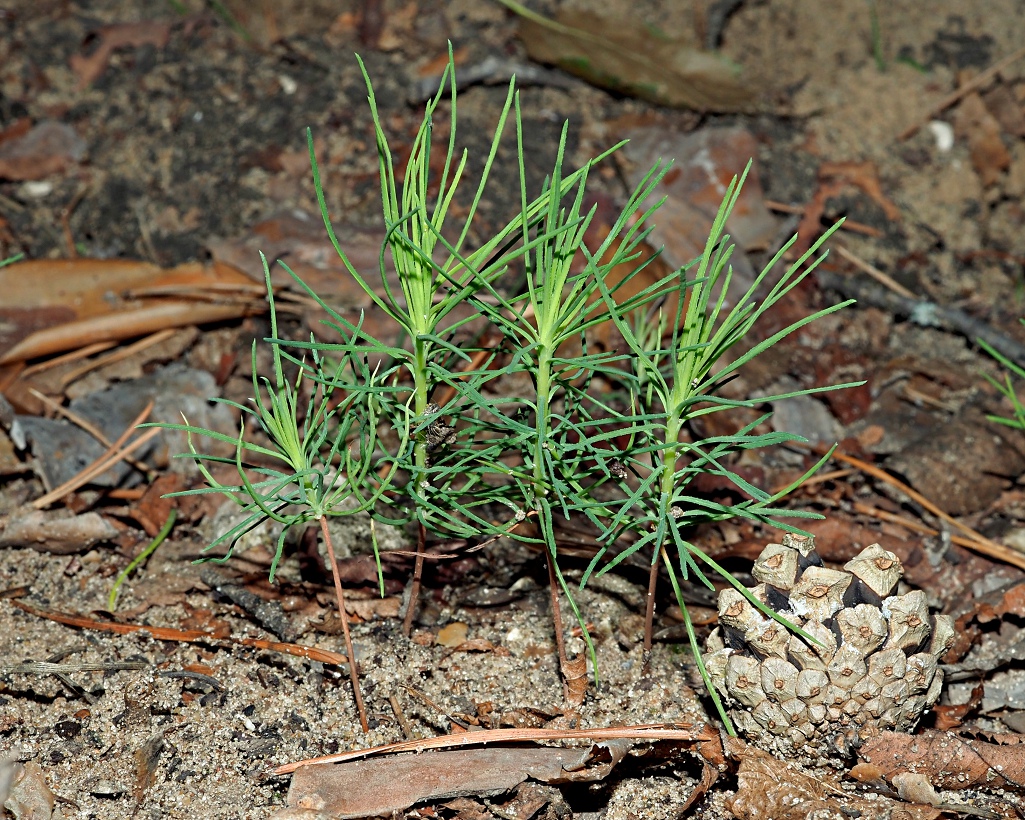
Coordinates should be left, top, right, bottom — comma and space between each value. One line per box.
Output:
454, 99, 677, 697
586, 165, 862, 730
147, 254, 391, 732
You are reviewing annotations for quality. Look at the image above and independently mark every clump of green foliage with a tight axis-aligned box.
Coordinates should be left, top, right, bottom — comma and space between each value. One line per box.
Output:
982, 325, 1025, 432
158, 48, 858, 732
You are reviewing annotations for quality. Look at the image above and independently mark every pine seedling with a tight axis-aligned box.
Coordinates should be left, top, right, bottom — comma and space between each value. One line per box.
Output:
294, 50, 537, 632
588, 164, 863, 731
453, 93, 677, 696
145, 253, 391, 732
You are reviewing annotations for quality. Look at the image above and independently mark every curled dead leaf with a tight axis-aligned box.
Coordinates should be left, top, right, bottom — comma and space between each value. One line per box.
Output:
0, 259, 261, 365
0, 509, 119, 554
0, 121, 87, 181
71, 21, 171, 90
725, 736, 942, 820
859, 729, 1025, 791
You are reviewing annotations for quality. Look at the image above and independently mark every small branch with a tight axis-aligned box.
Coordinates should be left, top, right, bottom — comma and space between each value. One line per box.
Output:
320, 516, 369, 733
271, 722, 717, 774
851, 500, 1004, 552
29, 387, 151, 475
833, 246, 916, 300
803, 442, 1025, 572
817, 269, 1025, 366
388, 695, 413, 739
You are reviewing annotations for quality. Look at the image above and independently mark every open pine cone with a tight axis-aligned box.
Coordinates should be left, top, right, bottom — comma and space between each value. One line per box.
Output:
702, 533, 953, 762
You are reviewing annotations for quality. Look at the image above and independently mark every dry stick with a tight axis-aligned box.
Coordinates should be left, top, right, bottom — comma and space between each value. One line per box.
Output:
834, 246, 916, 300
764, 200, 882, 238
388, 695, 413, 739
12, 599, 351, 666
32, 427, 161, 510
817, 268, 1025, 366
319, 515, 369, 733
795, 467, 856, 488
807, 444, 1025, 571
897, 44, 1025, 140
33, 400, 159, 509
851, 501, 1001, 553
59, 328, 179, 388
20, 340, 117, 378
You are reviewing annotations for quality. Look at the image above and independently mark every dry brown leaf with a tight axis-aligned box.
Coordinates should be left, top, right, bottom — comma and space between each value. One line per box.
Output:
344, 596, 402, 621
974, 579, 1025, 624
981, 84, 1025, 136
70, 20, 171, 90
133, 734, 164, 806
859, 729, 1025, 791
932, 681, 984, 731
954, 91, 1012, 187
0, 120, 87, 181
219, 0, 358, 46
725, 736, 942, 820
518, 10, 754, 112
129, 474, 182, 537
0, 259, 261, 365
0, 117, 32, 147
562, 653, 588, 706
437, 621, 469, 647
794, 161, 901, 256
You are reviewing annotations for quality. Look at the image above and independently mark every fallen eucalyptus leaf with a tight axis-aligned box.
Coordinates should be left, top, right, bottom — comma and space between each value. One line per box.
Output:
282, 742, 633, 818
509, 4, 755, 111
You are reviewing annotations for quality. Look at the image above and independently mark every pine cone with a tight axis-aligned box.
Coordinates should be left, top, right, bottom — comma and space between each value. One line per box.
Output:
703, 533, 953, 762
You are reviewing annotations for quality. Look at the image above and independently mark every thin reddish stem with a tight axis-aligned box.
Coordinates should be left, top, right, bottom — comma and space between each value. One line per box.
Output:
643, 555, 658, 663
319, 516, 369, 733
402, 521, 427, 636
